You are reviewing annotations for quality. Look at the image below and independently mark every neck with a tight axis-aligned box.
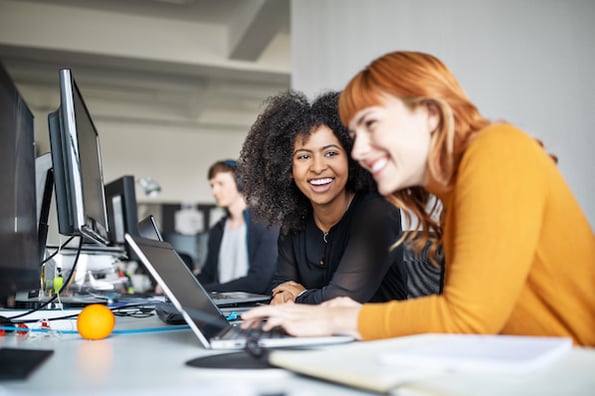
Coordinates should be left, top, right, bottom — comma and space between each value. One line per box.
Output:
312, 191, 355, 233
226, 196, 247, 228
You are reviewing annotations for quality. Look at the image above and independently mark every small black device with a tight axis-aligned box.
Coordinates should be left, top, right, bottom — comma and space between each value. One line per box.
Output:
0, 347, 54, 380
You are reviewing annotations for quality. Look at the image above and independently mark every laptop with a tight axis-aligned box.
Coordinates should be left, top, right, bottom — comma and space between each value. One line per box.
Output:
136, 215, 271, 307
125, 233, 354, 350
137, 215, 164, 241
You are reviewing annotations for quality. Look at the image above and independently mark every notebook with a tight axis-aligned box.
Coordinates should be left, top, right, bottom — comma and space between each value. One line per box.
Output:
125, 234, 353, 350
267, 334, 574, 394
136, 215, 271, 307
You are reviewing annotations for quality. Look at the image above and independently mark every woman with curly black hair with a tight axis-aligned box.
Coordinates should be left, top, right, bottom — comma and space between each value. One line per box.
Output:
239, 90, 408, 305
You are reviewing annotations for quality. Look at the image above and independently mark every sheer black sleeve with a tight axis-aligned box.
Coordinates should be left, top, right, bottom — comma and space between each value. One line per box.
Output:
272, 233, 301, 288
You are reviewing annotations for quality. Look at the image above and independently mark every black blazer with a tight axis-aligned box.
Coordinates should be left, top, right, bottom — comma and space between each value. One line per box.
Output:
197, 208, 279, 294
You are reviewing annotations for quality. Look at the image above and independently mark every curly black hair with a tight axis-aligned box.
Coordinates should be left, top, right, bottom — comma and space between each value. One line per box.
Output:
239, 90, 375, 236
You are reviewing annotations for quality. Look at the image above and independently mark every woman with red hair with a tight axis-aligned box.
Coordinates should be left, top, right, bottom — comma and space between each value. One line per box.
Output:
242, 51, 594, 346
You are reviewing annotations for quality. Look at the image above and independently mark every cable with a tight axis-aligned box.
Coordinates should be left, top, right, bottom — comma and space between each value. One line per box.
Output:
0, 325, 190, 335
13, 312, 80, 324
110, 303, 156, 318
40, 236, 75, 265
8, 304, 155, 323
8, 237, 83, 321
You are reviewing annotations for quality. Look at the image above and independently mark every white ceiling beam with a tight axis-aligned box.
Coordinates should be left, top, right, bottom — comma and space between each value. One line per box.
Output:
228, 0, 289, 61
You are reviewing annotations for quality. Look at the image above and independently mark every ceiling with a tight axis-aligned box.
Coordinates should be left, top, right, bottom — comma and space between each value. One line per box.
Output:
0, 0, 291, 132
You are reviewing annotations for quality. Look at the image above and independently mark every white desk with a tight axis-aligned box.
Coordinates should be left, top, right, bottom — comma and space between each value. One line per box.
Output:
1, 309, 594, 396
0, 310, 371, 396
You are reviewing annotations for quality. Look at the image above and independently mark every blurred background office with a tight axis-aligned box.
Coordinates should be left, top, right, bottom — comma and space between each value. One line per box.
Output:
1, 0, 593, 239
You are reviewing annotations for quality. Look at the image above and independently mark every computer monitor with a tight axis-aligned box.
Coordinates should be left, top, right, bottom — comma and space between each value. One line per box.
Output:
105, 175, 140, 256
48, 68, 110, 246
35, 152, 54, 263
0, 62, 40, 304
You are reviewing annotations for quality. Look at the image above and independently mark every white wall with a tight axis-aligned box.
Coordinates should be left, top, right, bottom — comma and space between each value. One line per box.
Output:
1, 0, 290, 206
34, 115, 246, 205
291, 0, 595, 228
36, 114, 247, 245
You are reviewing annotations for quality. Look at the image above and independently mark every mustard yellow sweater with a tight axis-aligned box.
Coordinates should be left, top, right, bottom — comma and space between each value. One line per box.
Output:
359, 124, 595, 346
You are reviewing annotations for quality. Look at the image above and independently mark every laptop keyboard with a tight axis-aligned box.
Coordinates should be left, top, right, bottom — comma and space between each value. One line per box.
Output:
209, 292, 237, 300
220, 321, 289, 340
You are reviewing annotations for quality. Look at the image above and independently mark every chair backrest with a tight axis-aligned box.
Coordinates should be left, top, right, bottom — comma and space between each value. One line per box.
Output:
403, 239, 444, 298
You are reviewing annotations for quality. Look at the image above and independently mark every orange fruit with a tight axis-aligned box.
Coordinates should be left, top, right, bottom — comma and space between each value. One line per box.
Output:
76, 304, 115, 340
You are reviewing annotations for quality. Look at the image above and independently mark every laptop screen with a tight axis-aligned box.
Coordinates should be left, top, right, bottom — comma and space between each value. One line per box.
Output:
137, 215, 163, 241
126, 235, 228, 341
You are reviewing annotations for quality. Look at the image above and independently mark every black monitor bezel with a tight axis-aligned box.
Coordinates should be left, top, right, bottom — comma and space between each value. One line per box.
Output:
48, 68, 110, 245
0, 61, 40, 303
105, 175, 140, 258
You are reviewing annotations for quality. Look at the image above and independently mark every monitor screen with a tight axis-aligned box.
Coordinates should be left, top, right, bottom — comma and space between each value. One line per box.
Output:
0, 62, 40, 304
48, 68, 110, 245
105, 175, 140, 257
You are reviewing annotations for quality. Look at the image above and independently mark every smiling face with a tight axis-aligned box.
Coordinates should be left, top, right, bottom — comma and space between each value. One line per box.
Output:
291, 125, 349, 207
348, 94, 438, 196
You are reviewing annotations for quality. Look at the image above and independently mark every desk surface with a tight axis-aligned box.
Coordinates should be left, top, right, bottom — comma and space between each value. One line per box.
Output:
0, 309, 372, 396
1, 309, 594, 396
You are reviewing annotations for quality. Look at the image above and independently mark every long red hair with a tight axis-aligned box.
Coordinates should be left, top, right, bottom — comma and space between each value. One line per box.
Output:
338, 51, 490, 260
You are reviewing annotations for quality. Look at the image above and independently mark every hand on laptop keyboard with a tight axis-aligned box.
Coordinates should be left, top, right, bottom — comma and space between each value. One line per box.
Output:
227, 320, 287, 340
238, 321, 287, 358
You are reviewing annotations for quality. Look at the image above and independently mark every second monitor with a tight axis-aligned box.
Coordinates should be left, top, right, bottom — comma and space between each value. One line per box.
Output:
48, 68, 110, 246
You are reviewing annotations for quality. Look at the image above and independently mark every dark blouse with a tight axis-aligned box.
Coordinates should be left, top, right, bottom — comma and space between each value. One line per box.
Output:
272, 192, 408, 304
